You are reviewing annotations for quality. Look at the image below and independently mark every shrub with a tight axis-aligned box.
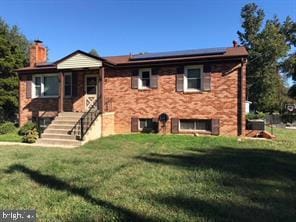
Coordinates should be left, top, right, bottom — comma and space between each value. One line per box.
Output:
0, 122, 16, 135
246, 112, 265, 120
22, 128, 39, 143
18, 122, 36, 136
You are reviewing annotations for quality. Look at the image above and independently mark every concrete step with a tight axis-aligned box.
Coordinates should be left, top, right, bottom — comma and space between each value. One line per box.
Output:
54, 116, 81, 121
52, 120, 79, 125
47, 124, 75, 130
36, 138, 82, 147
58, 112, 84, 118
41, 133, 76, 140
44, 128, 72, 134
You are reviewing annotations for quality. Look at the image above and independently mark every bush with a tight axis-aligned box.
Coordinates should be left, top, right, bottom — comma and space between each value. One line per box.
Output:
18, 122, 36, 136
22, 128, 39, 143
0, 122, 16, 135
246, 112, 265, 120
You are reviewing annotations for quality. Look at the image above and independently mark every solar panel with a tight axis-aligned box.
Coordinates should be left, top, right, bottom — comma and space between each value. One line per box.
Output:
131, 47, 227, 60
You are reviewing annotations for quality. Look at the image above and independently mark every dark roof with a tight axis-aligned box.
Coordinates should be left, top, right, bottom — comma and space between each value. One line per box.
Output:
104, 46, 248, 65
16, 46, 248, 72
131, 47, 227, 60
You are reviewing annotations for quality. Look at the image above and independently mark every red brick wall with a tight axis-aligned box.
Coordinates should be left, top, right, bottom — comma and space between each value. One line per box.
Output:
18, 64, 245, 136
104, 63, 243, 136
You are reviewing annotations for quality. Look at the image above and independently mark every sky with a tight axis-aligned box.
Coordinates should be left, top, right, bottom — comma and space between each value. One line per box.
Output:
0, 0, 295, 62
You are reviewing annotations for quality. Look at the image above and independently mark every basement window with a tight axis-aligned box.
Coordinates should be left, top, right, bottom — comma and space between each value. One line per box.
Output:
139, 118, 154, 132
179, 119, 211, 132
39, 117, 54, 130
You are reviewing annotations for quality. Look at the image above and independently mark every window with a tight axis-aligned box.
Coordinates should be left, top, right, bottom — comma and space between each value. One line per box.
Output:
86, 76, 97, 94
32, 73, 72, 98
139, 118, 154, 132
33, 74, 59, 98
39, 117, 54, 131
179, 119, 211, 132
64, 73, 72, 97
139, 68, 151, 89
44, 75, 59, 96
34, 76, 41, 97
184, 65, 203, 91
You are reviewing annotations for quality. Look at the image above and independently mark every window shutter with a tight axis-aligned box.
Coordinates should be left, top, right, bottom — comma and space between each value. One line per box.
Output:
176, 66, 184, 92
202, 72, 211, 91
176, 74, 184, 92
131, 117, 139, 132
152, 118, 159, 132
72, 72, 78, 97
177, 66, 184, 74
171, 118, 179, 133
131, 69, 139, 89
211, 119, 220, 135
203, 64, 211, 73
26, 75, 32, 99
202, 65, 211, 91
151, 72, 158, 89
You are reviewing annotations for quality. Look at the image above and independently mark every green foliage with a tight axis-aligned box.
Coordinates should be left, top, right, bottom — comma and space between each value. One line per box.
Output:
18, 121, 36, 136
238, 3, 295, 112
22, 128, 38, 143
0, 17, 30, 122
0, 122, 16, 134
246, 112, 265, 120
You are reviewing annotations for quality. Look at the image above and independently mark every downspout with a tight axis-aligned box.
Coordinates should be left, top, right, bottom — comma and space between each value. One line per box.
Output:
100, 67, 105, 137
239, 58, 247, 136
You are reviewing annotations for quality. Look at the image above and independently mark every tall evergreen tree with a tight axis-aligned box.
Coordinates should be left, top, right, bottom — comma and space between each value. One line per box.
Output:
237, 3, 294, 112
0, 17, 29, 122
281, 16, 296, 99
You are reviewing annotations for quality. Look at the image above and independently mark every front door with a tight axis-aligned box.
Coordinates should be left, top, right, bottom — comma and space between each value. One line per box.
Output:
85, 75, 98, 110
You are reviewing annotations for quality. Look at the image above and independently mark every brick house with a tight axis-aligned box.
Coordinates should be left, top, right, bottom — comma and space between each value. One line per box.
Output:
17, 40, 248, 146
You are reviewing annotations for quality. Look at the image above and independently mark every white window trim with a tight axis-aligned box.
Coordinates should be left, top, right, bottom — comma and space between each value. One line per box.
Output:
32, 73, 59, 98
32, 73, 72, 98
64, 73, 72, 97
178, 119, 211, 133
138, 68, 152, 89
184, 65, 203, 92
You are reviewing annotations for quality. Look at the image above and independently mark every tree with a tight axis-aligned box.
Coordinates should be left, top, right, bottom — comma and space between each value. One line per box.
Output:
237, 3, 295, 112
0, 17, 29, 122
89, 49, 99, 57
281, 16, 296, 99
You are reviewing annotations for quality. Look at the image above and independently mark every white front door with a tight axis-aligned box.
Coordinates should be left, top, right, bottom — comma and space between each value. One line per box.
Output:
85, 75, 98, 110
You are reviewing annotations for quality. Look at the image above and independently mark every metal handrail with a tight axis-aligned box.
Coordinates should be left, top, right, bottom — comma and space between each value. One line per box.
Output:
69, 100, 100, 140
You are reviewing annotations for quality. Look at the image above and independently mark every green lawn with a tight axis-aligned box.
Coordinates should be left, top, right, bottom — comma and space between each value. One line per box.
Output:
0, 131, 22, 142
0, 132, 295, 222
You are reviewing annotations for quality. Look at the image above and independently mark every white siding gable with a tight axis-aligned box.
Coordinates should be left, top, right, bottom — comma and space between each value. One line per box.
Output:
57, 53, 102, 69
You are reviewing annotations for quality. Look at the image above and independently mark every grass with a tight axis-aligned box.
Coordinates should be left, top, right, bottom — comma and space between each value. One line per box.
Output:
0, 131, 22, 142
0, 130, 295, 221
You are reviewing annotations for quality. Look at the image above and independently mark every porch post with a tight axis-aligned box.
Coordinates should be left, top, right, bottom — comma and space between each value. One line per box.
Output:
99, 67, 105, 113
59, 72, 65, 113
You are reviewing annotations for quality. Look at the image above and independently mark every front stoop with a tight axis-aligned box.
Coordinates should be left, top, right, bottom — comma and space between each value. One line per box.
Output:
36, 112, 83, 147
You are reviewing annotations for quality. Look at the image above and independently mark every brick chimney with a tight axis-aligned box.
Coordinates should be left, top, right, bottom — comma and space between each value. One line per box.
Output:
30, 40, 47, 67
232, 40, 238, 48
